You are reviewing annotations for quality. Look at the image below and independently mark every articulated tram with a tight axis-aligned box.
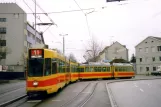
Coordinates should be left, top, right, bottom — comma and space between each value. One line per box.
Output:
26, 48, 135, 96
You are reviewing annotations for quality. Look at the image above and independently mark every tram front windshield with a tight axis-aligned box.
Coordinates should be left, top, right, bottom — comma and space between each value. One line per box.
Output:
28, 58, 44, 77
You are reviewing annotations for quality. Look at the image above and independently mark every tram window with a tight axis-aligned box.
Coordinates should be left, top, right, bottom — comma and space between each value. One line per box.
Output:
28, 58, 44, 77
132, 67, 134, 71
122, 67, 124, 72
127, 67, 130, 72
124, 67, 127, 72
107, 67, 110, 72
98, 67, 101, 72
81, 68, 84, 72
74, 67, 76, 72
72, 66, 74, 72
45, 58, 51, 76
52, 62, 57, 74
74, 67, 77, 72
119, 67, 122, 72
77, 68, 81, 72
85, 67, 89, 72
94, 67, 98, 72
66, 63, 69, 72
59, 60, 63, 73
90, 67, 94, 72
79, 68, 84, 72
129, 67, 132, 71
82, 68, 84, 72
102, 67, 107, 72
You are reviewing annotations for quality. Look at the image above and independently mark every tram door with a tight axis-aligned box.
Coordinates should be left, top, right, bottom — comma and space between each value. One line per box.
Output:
111, 65, 115, 78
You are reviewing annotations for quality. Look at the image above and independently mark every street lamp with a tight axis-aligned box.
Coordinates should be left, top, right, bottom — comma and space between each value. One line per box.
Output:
106, 0, 126, 2
59, 34, 68, 55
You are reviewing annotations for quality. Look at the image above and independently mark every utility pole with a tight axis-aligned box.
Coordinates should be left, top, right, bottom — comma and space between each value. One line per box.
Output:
35, 0, 37, 44
59, 34, 68, 55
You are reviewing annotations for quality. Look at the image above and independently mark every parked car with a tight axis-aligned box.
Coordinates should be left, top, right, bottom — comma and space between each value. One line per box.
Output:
151, 71, 161, 76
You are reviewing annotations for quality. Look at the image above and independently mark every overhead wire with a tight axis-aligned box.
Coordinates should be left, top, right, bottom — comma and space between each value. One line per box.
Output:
22, 0, 62, 44
31, 0, 57, 26
30, 0, 63, 44
73, 0, 92, 39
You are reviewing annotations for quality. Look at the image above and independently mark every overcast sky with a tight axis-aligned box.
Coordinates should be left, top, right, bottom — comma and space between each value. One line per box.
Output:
13, 0, 161, 62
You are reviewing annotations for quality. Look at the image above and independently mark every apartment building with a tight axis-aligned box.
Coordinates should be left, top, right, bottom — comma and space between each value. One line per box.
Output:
0, 3, 44, 72
135, 36, 161, 74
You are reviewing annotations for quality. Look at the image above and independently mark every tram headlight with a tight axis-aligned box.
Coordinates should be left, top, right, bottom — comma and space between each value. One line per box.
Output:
33, 81, 38, 86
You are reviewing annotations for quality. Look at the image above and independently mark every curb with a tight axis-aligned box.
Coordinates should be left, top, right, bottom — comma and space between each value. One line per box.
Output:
0, 95, 27, 107
0, 80, 9, 84
106, 77, 161, 107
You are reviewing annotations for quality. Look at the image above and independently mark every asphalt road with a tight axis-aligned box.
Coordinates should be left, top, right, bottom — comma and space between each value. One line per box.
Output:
0, 80, 26, 106
35, 81, 111, 107
108, 79, 161, 107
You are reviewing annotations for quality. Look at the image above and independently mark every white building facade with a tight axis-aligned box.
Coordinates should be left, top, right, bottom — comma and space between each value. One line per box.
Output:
135, 36, 161, 74
99, 42, 128, 61
0, 3, 44, 72
98, 42, 128, 62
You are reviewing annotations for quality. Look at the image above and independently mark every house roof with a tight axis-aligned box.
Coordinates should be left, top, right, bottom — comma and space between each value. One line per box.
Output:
109, 41, 127, 48
99, 41, 127, 56
99, 46, 109, 55
135, 36, 161, 47
153, 37, 161, 40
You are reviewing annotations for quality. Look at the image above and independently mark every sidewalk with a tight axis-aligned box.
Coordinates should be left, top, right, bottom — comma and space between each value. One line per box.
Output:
0, 79, 25, 84
134, 75, 161, 80
0, 80, 9, 84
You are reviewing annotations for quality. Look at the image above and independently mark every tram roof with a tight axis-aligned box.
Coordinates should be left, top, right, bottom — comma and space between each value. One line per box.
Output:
112, 63, 133, 66
80, 62, 111, 67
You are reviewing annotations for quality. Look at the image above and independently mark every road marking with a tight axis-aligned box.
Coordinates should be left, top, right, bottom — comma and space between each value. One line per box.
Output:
140, 88, 144, 92
52, 100, 61, 102
135, 85, 138, 87
82, 92, 91, 94
27, 100, 41, 103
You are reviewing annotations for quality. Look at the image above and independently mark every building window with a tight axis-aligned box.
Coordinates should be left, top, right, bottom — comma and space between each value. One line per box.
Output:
0, 18, 6, 22
24, 46, 27, 53
157, 46, 161, 52
145, 47, 148, 53
0, 40, 6, 46
160, 57, 161, 61
0, 52, 6, 59
28, 32, 31, 37
139, 48, 142, 52
145, 57, 148, 62
146, 67, 149, 71
153, 67, 156, 71
151, 46, 155, 52
152, 57, 155, 61
140, 58, 142, 62
151, 41, 154, 43
32, 35, 35, 40
27, 42, 32, 48
140, 67, 142, 72
13, 13, 19, 18
145, 42, 147, 43
0, 27, 6, 34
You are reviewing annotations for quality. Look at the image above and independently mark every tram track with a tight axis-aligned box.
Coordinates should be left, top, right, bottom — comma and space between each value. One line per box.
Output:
77, 82, 98, 107
58, 82, 98, 107
0, 94, 27, 107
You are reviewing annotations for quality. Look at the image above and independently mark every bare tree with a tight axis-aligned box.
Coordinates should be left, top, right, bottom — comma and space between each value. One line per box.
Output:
84, 38, 102, 62
68, 53, 77, 62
